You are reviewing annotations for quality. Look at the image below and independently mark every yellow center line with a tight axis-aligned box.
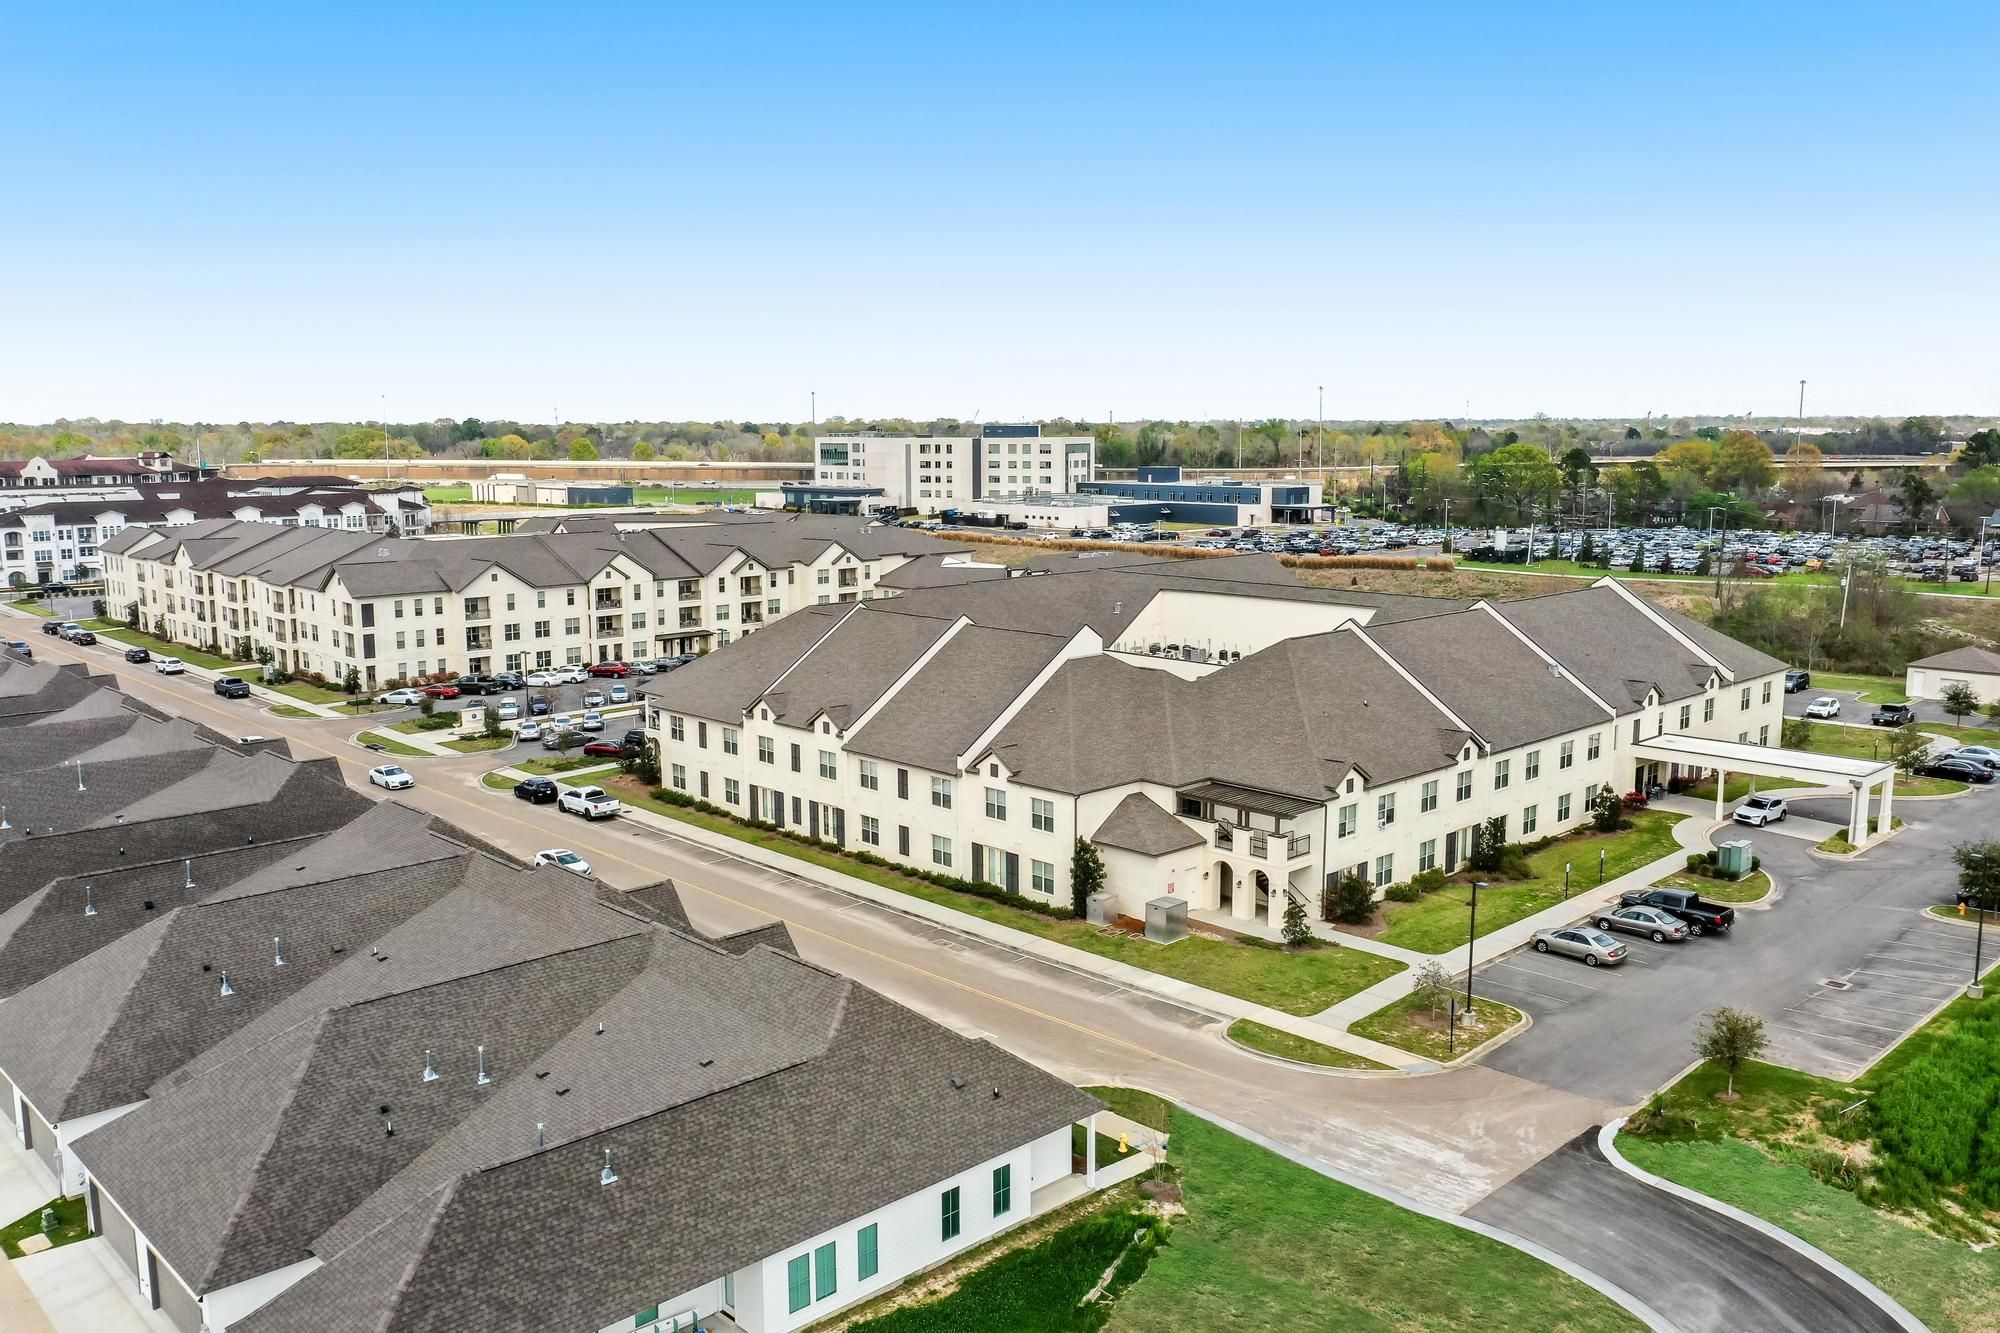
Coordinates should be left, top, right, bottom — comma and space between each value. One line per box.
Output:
31, 635, 1204, 1073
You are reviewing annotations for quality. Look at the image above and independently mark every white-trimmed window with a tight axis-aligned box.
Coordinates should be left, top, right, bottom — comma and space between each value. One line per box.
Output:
859, 759, 879, 791
860, 815, 880, 846
985, 787, 1007, 820
818, 750, 837, 780
1419, 839, 1437, 872
931, 834, 953, 868
1031, 797, 1054, 832
1373, 854, 1394, 887
1522, 804, 1538, 836
1032, 859, 1055, 895
931, 776, 952, 809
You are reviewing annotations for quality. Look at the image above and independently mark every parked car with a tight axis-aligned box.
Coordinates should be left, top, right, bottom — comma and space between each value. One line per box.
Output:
529, 696, 551, 715
494, 698, 521, 720
581, 740, 624, 757
154, 656, 185, 674
1617, 886, 1736, 936
516, 721, 543, 742
1591, 904, 1689, 943
2, 641, 31, 661
376, 687, 426, 706
213, 676, 252, 699
582, 689, 606, 708
57, 623, 87, 640
513, 777, 559, 804
1531, 926, 1629, 966
533, 847, 593, 877
123, 647, 150, 663
451, 675, 508, 695
1733, 794, 1789, 826
558, 786, 621, 820
587, 661, 631, 678
579, 711, 605, 732
1872, 702, 1916, 727
629, 660, 659, 676
550, 712, 575, 732
69, 630, 96, 645
608, 684, 630, 704
367, 763, 415, 791
555, 665, 590, 684
1784, 669, 1811, 693
491, 672, 525, 690
1943, 749, 2000, 775
1803, 696, 1841, 718
524, 670, 562, 686
421, 683, 462, 700
1952, 744, 2000, 765
1920, 755, 1995, 784
541, 728, 585, 751
622, 728, 647, 750
40, 620, 65, 636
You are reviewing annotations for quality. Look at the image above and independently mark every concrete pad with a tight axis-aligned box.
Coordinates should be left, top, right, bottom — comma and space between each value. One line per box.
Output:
0, 1138, 58, 1222
14, 1237, 174, 1333
16, 1233, 51, 1254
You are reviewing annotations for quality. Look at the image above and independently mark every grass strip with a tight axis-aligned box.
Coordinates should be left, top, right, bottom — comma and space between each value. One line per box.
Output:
1226, 1019, 1390, 1069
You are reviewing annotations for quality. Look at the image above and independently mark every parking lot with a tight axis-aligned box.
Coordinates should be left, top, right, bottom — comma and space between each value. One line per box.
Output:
1477, 784, 1988, 1104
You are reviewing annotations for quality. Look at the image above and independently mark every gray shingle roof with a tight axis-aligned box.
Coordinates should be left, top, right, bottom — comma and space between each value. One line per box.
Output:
845, 624, 1070, 772
1493, 584, 1730, 709
1908, 645, 2000, 674
651, 604, 853, 724
757, 606, 955, 731
1091, 793, 1206, 855
1363, 609, 1611, 751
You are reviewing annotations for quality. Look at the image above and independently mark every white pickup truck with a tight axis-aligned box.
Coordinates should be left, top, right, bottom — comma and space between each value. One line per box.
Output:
557, 785, 621, 820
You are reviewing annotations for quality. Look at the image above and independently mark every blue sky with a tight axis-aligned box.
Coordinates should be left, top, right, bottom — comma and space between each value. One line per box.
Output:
3, 2, 1994, 425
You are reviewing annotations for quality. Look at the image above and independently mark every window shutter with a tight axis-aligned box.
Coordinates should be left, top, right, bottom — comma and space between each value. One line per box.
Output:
787, 1255, 811, 1313
858, 1224, 879, 1280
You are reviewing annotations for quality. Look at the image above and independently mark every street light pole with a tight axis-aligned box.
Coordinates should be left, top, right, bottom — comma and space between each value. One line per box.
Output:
1972, 904, 1987, 999
1465, 881, 1486, 1014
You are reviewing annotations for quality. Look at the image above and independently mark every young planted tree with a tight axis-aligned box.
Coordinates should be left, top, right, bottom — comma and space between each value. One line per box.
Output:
482, 705, 504, 739
1334, 872, 1375, 925
419, 692, 437, 718
1780, 716, 1812, 749
1591, 787, 1625, 833
1411, 959, 1456, 1025
1070, 837, 1106, 919
1887, 727, 1931, 775
1281, 891, 1312, 948
1941, 681, 1981, 721
342, 666, 361, 696
1692, 1006, 1767, 1099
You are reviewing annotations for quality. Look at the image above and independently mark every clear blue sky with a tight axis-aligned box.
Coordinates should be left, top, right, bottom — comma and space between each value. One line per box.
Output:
4, 2, 1994, 425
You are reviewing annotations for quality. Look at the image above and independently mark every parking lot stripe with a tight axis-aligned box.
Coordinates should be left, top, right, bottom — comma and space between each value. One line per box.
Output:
1782, 1007, 1913, 1037
1764, 1020, 1888, 1053
1874, 941, 1969, 960
1841, 975, 1966, 1000
1488, 961, 1603, 991
1473, 976, 1582, 1007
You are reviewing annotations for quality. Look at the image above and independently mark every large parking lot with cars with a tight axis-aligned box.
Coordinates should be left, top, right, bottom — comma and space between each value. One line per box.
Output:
1474, 785, 1992, 1104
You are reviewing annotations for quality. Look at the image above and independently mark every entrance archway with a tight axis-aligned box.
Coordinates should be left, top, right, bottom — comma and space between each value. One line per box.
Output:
1215, 861, 1235, 913
1253, 870, 1271, 918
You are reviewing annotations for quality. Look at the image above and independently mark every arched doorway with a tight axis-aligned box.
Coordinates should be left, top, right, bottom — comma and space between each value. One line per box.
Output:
1252, 870, 1271, 919
1215, 861, 1235, 914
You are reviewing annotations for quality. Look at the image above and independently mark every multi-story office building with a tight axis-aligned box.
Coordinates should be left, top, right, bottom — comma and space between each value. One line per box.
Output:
813, 425, 1094, 510
100, 512, 958, 689
649, 553, 1806, 931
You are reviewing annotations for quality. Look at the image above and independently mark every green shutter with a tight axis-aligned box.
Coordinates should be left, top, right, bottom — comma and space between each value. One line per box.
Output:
993, 1163, 1012, 1216
941, 1186, 961, 1240
858, 1223, 879, 1280
814, 1241, 837, 1301
635, 1306, 660, 1327
787, 1254, 811, 1313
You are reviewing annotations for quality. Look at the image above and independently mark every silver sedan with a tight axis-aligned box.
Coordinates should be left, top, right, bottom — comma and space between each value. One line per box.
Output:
1531, 926, 1629, 967
1591, 904, 1689, 943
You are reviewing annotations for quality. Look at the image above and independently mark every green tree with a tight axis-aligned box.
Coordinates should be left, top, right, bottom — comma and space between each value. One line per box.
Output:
1888, 727, 1931, 774
632, 441, 656, 462
568, 437, 599, 461
1781, 716, 1811, 748
1591, 787, 1624, 832
342, 665, 361, 695
555, 729, 578, 759
1692, 1005, 1767, 1099
1468, 444, 1562, 520
1281, 892, 1312, 947
1952, 840, 2000, 922
1709, 430, 1777, 494
1899, 469, 1938, 531
1070, 837, 1106, 918
419, 692, 436, 718
1941, 681, 1981, 720
1411, 959, 1456, 1024
1332, 872, 1375, 925
482, 704, 504, 739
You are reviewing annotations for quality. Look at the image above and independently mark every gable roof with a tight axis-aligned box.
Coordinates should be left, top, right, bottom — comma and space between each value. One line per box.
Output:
1910, 644, 2000, 674
1091, 792, 1206, 856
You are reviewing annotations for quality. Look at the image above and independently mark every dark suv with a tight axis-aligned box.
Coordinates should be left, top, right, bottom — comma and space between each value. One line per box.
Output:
1784, 669, 1810, 693
513, 777, 559, 804
1871, 702, 1916, 727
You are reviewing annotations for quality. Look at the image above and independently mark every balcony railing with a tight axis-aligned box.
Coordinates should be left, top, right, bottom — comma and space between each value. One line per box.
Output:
594, 593, 623, 610
1213, 823, 1310, 860
678, 611, 702, 629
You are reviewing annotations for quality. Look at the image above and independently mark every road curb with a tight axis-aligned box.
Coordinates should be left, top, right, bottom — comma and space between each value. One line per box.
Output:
1190, 1106, 1674, 1333
1594, 1119, 1926, 1333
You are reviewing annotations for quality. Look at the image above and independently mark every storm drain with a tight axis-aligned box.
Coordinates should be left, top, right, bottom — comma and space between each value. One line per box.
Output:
1821, 978, 1855, 990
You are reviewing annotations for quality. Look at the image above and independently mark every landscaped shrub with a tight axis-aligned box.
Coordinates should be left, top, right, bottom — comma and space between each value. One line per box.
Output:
1591, 787, 1626, 833
1333, 872, 1375, 924
1409, 867, 1447, 895
1382, 880, 1422, 903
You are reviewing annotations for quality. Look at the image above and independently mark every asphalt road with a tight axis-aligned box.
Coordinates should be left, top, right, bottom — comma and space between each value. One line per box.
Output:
1469, 1131, 1904, 1333
1479, 786, 1984, 1103
19, 621, 1929, 1332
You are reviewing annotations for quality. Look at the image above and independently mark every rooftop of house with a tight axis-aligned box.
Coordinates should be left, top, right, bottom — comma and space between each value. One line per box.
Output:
1908, 644, 2000, 674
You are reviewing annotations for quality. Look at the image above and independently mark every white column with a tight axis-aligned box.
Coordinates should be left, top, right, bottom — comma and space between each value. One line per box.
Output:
1879, 773, 1894, 836
1231, 863, 1255, 921
1084, 1112, 1099, 1188
1849, 781, 1866, 846
1714, 769, 1727, 821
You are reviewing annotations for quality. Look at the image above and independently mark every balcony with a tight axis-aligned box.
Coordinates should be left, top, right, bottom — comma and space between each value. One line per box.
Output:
466, 630, 494, 651
837, 569, 860, 588
678, 610, 702, 629
463, 598, 491, 621
1212, 822, 1310, 861
594, 592, 623, 610
594, 615, 622, 636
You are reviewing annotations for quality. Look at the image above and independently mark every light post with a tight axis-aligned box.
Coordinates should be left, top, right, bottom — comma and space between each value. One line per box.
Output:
1599, 847, 1606, 885
1464, 881, 1486, 1015
1972, 901, 1987, 999
1564, 861, 1571, 900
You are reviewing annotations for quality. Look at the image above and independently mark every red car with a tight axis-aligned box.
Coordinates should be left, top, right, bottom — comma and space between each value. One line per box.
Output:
421, 683, 462, 699
580, 740, 625, 757
586, 661, 631, 677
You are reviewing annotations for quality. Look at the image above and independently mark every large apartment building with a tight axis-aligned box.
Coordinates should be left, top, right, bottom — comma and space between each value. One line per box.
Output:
100, 512, 961, 689
647, 553, 1792, 931
1, 475, 429, 587
814, 424, 1094, 509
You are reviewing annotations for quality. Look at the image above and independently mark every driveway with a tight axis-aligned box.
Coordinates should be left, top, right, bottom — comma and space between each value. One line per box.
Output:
1469, 1131, 1904, 1333
1478, 787, 1986, 1103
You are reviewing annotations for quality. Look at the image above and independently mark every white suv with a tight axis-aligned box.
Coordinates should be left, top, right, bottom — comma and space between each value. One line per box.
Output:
1803, 696, 1841, 718
1733, 794, 1788, 826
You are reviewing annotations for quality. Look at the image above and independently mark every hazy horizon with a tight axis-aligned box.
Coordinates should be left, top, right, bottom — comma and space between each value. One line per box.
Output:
5, 3, 1995, 425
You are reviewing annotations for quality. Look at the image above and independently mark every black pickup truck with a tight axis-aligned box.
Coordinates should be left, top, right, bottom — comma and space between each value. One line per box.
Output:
1617, 887, 1736, 936
450, 675, 510, 696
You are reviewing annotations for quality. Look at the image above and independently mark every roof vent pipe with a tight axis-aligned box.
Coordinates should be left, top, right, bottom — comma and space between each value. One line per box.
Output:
273, 936, 285, 967
535, 1122, 545, 1148
476, 1044, 491, 1086
423, 1049, 439, 1082
218, 971, 235, 997
600, 1148, 619, 1186
84, 885, 95, 917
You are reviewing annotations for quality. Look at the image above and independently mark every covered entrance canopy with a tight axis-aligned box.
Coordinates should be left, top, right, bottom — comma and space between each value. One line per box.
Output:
1632, 733, 1897, 847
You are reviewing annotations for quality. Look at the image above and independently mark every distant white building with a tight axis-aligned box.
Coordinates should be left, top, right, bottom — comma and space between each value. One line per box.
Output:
814, 426, 1094, 511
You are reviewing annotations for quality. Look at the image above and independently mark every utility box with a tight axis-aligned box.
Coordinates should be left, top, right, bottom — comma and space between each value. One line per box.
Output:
1716, 839, 1752, 877
1085, 892, 1115, 926
1145, 896, 1188, 944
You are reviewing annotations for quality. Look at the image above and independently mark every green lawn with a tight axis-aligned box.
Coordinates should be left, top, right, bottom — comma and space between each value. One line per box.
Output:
1226, 1019, 1390, 1069
1682, 774, 1807, 803
517, 755, 618, 776
633, 486, 756, 505
5, 599, 57, 617
1656, 869, 1772, 904
1457, 559, 2000, 601
1376, 812, 1685, 954
91, 625, 241, 670
1084, 1086, 1175, 1134
481, 771, 521, 791
1926, 903, 2000, 926
422, 484, 472, 502
442, 735, 515, 753
1618, 1138, 1997, 1333
390, 715, 460, 733
266, 678, 347, 703
1810, 672, 1909, 704
607, 783, 1406, 1015
1108, 1109, 1642, 1333
1918, 719, 2000, 745
1799, 721, 1906, 762
356, 730, 429, 757
1349, 990, 1524, 1062
268, 704, 316, 719
0, 1195, 92, 1259
335, 700, 402, 716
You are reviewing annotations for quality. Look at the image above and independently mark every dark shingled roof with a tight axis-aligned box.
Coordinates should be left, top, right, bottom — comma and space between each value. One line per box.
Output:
1907, 645, 2000, 674
1493, 584, 1736, 708
1091, 792, 1206, 856
757, 606, 955, 731
1363, 608, 1611, 751
844, 624, 1070, 772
